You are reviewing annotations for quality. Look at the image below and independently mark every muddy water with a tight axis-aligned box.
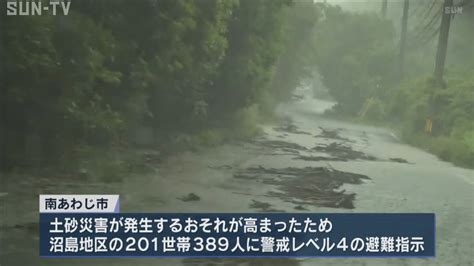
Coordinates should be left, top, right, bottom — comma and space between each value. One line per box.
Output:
1, 87, 473, 266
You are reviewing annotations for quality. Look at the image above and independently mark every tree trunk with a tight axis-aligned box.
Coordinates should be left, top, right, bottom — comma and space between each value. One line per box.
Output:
434, 0, 453, 84
398, 0, 409, 81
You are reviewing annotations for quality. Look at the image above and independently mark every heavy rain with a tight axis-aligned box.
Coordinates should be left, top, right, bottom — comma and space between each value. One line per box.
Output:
1, 0, 473, 265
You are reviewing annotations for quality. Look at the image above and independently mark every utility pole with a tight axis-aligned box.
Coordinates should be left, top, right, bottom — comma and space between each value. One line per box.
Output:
434, 0, 454, 84
398, 0, 409, 81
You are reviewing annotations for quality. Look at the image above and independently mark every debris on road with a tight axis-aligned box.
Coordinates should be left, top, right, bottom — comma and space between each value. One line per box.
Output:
249, 200, 285, 212
177, 193, 201, 202
316, 126, 352, 142
235, 166, 370, 209
208, 164, 233, 170
312, 142, 377, 161
253, 140, 308, 154
293, 155, 347, 162
273, 124, 311, 135
294, 205, 309, 211
389, 157, 410, 163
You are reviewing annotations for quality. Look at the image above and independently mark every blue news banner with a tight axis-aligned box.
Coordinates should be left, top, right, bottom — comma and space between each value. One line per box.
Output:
40, 213, 435, 258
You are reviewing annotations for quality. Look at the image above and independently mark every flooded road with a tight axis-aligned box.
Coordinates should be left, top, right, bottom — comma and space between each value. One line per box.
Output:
1, 88, 473, 266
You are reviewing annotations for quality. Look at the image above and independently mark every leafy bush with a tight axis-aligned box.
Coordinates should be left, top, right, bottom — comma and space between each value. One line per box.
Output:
364, 98, 387, 122
387, 70, 474, 168
231, 105, 262, 139
2, 0, 297, 170
194, 130, 225, 147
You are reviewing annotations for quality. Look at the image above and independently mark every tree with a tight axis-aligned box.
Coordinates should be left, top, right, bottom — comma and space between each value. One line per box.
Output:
271, 0, 320, 104
314, 5, 396, 114
1, 0, 302, 170
209, 0, 291, 117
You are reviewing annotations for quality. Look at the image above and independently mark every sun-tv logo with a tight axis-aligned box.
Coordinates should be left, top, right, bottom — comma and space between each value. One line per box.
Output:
444, 6, 463, 15
7, 0, 71, 16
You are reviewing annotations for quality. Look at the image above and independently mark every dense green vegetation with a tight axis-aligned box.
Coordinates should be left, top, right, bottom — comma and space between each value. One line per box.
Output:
387, 72, 474, 167
312, 3, 474, 168
1, 0, 472, 171
313, 5, 397, 115
1, 0, 319, 171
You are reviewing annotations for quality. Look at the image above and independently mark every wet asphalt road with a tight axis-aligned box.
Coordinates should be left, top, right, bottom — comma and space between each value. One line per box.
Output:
1, 87, 473, 265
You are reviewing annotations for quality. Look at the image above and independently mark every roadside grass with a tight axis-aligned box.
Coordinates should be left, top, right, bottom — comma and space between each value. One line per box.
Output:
323, 108, 474, 170
401, 132, 474, 169
170, 104, 265, 151
323, 72, 474, 170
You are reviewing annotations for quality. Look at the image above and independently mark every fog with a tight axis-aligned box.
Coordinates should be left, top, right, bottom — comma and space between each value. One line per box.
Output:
1, 0, 473, 265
